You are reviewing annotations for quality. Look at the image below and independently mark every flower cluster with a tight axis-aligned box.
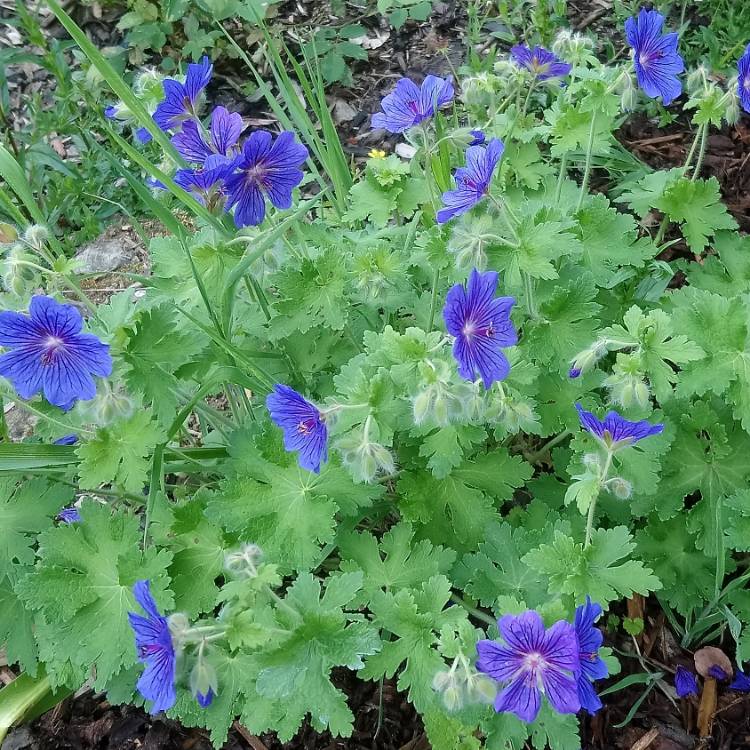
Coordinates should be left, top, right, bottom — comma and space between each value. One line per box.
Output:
108, 58, 308, 228
476, 599, 607, 722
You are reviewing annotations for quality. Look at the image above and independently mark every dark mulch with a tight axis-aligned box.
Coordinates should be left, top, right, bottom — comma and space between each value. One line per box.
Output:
3, 673, 422, 750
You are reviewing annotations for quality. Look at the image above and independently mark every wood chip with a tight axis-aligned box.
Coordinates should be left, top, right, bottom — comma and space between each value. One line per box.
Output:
232, 721, 268, 750
630, 727, 659, 750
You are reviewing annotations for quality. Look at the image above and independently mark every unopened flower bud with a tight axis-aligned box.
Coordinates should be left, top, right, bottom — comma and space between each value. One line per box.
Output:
465, 673, 497, 704
462, 72, 501, 107
2, 245, 37, 296
607, 476, 632, 500
81, 384, 134, 425
190, 656, 219, 708
442, 684, 464, 712
168, 612, 191, 645
23, 224, 49, 251
224, 543, 263, 578
431, 670, 454, 692
569, 339, 608, 379
135, 68, 164, 101
686, 65, 708, 96
724, 90, 740, 125
412, 389, 433, 425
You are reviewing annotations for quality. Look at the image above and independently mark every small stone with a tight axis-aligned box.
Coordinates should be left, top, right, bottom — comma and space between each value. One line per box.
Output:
75, 237, 135, 274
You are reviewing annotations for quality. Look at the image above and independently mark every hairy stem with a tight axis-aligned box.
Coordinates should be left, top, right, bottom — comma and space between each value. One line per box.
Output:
585, 448, 614, 547
576, 112, 598, 212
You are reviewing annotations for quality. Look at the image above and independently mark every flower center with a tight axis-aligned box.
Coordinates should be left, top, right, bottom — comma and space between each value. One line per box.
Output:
297, 418, 317, 435
244, 163, 269, 188
139, 644, 164, 658
744, 75, 750, 92
407, 100, 421, 116
523, 652, 547, 674
530, 57, 549, 75
40, 336, 65, 365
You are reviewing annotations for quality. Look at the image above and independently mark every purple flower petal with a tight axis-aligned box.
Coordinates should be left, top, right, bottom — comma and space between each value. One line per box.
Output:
266, 384, 328, 473
224, 130, 307, 228
0, 296, 112, 411
128, 580, 176, 715
437, 138, 504, 223
675, 666, 698, 697
738, 43, 750, 114
443, 268, 516, 389
575, 403, 663, 449
510, 45, 572, 81
476, 609, 581, 724
371, 75, 453, 133
625, 9, 684, 105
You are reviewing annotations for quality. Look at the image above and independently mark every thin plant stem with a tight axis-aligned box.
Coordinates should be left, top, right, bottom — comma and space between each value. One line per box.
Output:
691, 123, 709, 181
576, 112, 598, 212
428, 267, 441, 331
523, 271, 537, 319
450, 593, 497, 627
555, 152, 568, 205
585, 448, 614, 547
529, 429, 572, 463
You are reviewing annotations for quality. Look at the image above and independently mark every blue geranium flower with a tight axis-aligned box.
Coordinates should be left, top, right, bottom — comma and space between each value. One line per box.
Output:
476, 610, 581, 723
436, 138, 504, 223
738, 43, 750, 114
153, 56, 212, 132
575, 403, 663, 450
468, 129, 485, 146
54, 434, 78, 445
196, 688, 214, 707
573, 597, 608, 714
0, 296, 112, 411
730, 670, 750, 692
128, 580, 177, 715
224, 130, 308, 227
510, 44, 572, 81
172, 154, 237, 206
371, 75, 454, 133
171, 106, 243, 164
675, 666, 698, 697
266, 384, 328, 473
625, 8, 684, 106
443, 269, 517, 389
57, 506, 81, 524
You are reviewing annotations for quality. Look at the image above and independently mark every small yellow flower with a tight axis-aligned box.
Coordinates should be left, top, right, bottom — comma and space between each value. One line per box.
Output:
368, 148, 387, 159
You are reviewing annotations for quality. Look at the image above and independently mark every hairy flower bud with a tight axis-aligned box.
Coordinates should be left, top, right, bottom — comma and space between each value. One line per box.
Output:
224, 543, 264, 578
135, 68, 164, 101
686, 65, 708, 96
724, 89, 740, 125
78, 383, 134, 425
167, 612, 191, 647
462, 72, 502, 108
465, 673, 497, 705
2, 245, 38, 297
431, 670, 454, 692
607, 476, 633, 500
23, 224, 50, 251
190, 654, 219, 707
442, 684, 464, 712
569, 339, 608, 379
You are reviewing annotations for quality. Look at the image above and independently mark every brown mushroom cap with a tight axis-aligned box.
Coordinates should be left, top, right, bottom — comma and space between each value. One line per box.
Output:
694, 646, 733, 680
